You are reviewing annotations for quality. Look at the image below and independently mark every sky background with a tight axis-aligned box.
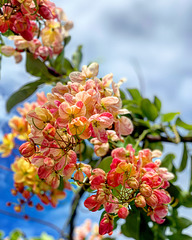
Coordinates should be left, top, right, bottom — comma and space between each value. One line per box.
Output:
0, 0, 192, 239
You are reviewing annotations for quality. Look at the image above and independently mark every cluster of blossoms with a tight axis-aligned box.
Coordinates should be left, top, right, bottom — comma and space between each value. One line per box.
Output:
0, 62, 174, 236
10, 156, 66, 212
0, 92, 66, 211
19, 62, 133, 189
84, 146, 174, 235
0, 0, 73, 62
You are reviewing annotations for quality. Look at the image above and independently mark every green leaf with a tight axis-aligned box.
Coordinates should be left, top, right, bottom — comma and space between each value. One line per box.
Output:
127, 88, 142, 102
72, 45, 82, 70
154, 96, 161, 112
167, 184, 182, 208
124, 135, 136, 147
63, 58, 74, 75
39, 232, 54, 240
161, 154, 175, 171
176, 117, 192, 130
97, 156, 112, 172
140, 213, 154, 240
168, 234, 192, 240
121, 211, 140, 240
26, 52, 51, 78
181, 192, 192, 208
134, 118, 151, 128
0, 231, 4, 240
6, 79, 44, 112
175, 217, 192, 232
189, 156, 192, 192
2, 29, 14, 37
64, 36, 71, 47
9, 230, 23, 240
178, 143, 188, 172
141, 99, 158, 121
53, 48, 65, 73
161, 112, 180, 122
145, 141, 164, 151
120, 89, 126, 100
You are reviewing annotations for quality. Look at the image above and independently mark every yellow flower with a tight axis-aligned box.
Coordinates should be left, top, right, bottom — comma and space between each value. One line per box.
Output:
41, 20, 63, 47
11, 157, 37, 186
0, 133, 15, 157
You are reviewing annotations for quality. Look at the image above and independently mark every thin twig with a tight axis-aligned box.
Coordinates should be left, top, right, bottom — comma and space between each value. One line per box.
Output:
0, 164, 12, 172
0, 209, 67, 238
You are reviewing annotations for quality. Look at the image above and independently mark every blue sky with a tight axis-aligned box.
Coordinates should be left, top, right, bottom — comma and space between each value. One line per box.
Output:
0, 0, 192, 238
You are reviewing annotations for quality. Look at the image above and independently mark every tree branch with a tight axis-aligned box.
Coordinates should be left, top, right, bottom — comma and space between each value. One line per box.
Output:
66, 158, 103, 240
0, 209, 67, 238
146, 135, 192, 143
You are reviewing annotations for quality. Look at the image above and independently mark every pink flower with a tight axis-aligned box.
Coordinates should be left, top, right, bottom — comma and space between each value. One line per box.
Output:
89, 112, 113, 142
118, 207, 129, 219
99, 214, 113, 235
150, 205, 168, 224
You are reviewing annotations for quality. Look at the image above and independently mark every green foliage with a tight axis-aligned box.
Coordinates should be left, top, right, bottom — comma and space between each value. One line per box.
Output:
161, 112, 180, 122
97, 156, 113, 172
176, 117, 192, 130
121, 211, 141, 240
6, 79, 44, 112
9, 230, 24, 240
154, 96, 161, 112
141, 98, 158, 121
178, 143, 188, 172
26, 53, 51, 78
72, 45, 83, 70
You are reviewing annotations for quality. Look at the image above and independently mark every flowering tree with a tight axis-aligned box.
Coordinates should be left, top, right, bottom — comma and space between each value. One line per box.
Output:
0, 1, 192, 240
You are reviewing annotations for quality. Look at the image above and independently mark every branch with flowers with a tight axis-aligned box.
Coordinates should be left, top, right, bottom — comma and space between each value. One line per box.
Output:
0, 1, 192, 240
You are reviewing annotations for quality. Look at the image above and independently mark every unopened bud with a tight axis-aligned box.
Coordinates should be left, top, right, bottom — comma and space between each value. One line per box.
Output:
36, 203, 44, 211
19, 142, 35, 157
11, 189, 17, 196
140, 184, 152, 198
127, 177, 139, 189
22, 190, 30, 199
135, 194, 146, 208
14, 205, 21, 212
39, 5, 53, 20
146, 193, 158, 207
118, 207, 129, 219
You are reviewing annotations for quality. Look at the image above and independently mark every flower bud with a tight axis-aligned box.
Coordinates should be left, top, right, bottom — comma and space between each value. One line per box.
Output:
127, 177, 139, 189
22, 190, 30, 199
146, 193, 158, 207
11, 189, 17, 196
39, 5, 53, 20
36, 203, 44, 211
19, 142, 35, 157
118, 207, 129, 219
140, 184, 152, 198
14, 205, 21, 212
135, 194, 146, 208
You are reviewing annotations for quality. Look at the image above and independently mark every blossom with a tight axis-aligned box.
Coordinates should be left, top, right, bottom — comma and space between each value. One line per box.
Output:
0, 133, 15, 157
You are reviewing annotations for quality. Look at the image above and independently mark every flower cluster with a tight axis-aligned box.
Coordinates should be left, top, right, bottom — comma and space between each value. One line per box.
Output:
0, 92, 66, 210
0, 0, 73, 62
84, 145, 174, 235
10, 156, 66, 212
19, 62, 133, 189
0, 92, 47, 158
